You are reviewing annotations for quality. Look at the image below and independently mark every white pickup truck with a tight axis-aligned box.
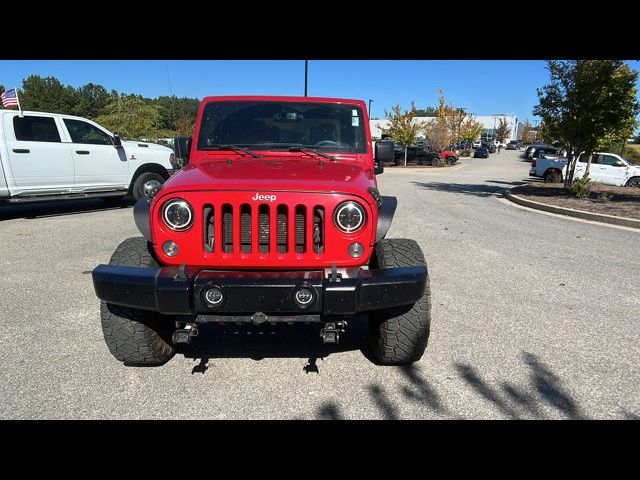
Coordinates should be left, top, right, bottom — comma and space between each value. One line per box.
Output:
0, 109, 178, 203
530, 152, 640, 188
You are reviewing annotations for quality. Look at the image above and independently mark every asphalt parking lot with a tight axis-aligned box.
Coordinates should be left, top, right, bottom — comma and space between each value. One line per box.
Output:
1, 149, 638, 419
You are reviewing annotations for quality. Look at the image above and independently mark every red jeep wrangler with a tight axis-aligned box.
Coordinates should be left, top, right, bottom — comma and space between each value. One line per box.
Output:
92, 96, 431, 366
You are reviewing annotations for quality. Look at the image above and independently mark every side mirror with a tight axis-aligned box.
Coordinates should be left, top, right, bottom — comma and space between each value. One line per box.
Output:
112, 133, 123, 148
374, 140, 394, 175
615, 160, 625, 167
175, 136, 192, 165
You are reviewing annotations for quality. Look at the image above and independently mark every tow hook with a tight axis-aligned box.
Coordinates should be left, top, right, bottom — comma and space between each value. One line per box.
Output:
320, 320, 347, 344
172, 323, 199, 344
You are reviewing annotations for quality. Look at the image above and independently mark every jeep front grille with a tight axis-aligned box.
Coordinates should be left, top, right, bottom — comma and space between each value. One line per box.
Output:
202, 202, 325, 256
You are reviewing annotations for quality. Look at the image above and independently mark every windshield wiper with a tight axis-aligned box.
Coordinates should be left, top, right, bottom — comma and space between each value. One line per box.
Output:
288, 146, 338, 162
203, 145, 263, 158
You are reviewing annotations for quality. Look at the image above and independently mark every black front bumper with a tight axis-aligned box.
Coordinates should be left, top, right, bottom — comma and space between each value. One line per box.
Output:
92, 264, 427, 316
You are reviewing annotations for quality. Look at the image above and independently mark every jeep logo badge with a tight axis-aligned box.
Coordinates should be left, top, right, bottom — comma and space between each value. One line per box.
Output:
251, 193, 277, 202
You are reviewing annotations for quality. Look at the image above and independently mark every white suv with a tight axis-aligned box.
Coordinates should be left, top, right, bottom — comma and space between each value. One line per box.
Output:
0, 109, 178, 203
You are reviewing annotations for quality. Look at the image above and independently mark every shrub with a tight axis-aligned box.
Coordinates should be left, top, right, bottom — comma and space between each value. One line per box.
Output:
436, 157, 446, 167
460, 149, 472, 157
569, 175, 592, 198
624, 145, 640, 165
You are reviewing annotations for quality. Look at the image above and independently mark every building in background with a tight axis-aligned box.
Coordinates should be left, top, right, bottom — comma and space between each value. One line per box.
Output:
370, 114, 520, 143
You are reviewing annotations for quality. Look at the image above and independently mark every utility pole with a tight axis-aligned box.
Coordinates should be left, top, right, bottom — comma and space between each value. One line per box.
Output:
304, 60, 308, 97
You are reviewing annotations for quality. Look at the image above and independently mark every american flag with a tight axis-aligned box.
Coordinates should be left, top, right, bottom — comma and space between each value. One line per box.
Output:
1, 89, 19, 108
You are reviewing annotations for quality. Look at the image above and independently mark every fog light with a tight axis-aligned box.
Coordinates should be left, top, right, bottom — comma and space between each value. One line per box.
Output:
162, 240, 179, 257
294, 287, 315, 308
204, 287, 224, 306
348, 242, 364, 258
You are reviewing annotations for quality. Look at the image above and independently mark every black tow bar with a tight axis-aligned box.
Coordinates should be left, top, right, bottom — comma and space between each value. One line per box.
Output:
319, 320, 347, 344
172, 323, 199, 344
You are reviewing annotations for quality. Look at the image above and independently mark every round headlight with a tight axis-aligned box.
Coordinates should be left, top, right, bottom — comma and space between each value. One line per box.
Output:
162, 199, 194, 231
334, 201, 366, 233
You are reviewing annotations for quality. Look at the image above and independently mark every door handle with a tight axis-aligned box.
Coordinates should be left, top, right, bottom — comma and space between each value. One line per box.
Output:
12, 148, 30, 153
76, 150, 90, 155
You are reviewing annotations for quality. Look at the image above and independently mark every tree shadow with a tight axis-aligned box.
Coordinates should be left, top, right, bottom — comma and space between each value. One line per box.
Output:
367, 384, 399, 420
398, 364, 447, 415
317, 401, 345, 420
180, 315, 369, 373
0, 197, 134, 221
455, 352, 588, 419
485, 180, 531, 186
411, 181, 510, 198
315, 350, 591, 419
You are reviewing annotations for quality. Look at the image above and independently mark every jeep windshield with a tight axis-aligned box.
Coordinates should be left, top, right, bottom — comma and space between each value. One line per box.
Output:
196, 101, 368, 154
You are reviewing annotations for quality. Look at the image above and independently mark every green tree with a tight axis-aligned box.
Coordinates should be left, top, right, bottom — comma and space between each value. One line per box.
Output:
72, 83, 112, 119
382, 101, 423, 166
533, 60, 640, 186
176, 114, 196, 136
414, 106, 439, 117
495, 118, 511, 143
422, 90, 461, 148
96, 94, 169, 140
519, 119, 536, 144
20, 75, 77, 114
152, 96, 200, 132
460, 116, 484, 143
0, 84, 5, 95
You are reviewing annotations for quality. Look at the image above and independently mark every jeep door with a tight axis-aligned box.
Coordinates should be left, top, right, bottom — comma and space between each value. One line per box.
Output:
62, 118, 128, 189
3, 113, 74, 191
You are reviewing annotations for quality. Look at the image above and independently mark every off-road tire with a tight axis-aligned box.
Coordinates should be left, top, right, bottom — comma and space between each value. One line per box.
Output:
100, 237, 175, 366
626, 177, 640, 189
446, 156, 457, 165
368, 239, 431, 365
431, 156, 439, 167
132, 172, 166, 200
544, 169, 562, 183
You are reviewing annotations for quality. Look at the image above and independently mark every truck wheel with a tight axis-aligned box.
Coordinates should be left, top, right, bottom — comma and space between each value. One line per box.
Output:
446, 156, 456, 165
100, 237, 175, 366
431, 157, 439, 167
626, 177, 640, 188
544, 170, 562, 183
132, 172, 166, 200
368, 239, 431, 365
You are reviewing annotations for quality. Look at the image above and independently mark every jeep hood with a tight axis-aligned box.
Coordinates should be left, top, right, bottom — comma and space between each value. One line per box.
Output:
161, 156, 375, 197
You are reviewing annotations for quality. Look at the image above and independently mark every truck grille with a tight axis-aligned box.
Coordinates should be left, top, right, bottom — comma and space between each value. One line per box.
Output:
203, 202, 325, 256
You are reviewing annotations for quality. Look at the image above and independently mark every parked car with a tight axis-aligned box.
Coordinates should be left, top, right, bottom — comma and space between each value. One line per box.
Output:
474, 146, 489, 158
531, 146, 560, 159
506, 141, 518, 150
524, 143, 557, 160
393, 144, 441, 166
0, 109, 178, 203
530, 152, 640, 187
472, 141, 481, 148
482, 142, 496, 153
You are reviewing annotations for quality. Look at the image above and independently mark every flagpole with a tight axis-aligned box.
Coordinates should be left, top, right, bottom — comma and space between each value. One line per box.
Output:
15, 87, 23, 117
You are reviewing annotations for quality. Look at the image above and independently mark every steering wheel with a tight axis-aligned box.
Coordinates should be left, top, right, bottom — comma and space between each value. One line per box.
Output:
314, 140, 340, 147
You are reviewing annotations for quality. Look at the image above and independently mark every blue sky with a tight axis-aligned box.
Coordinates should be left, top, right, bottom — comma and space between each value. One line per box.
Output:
1, 60, 639, 126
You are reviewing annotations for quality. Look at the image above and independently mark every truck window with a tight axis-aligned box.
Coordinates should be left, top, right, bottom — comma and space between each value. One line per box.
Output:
599, 154, 619, 166
63, 119, 112, 145
13, 116, 61, 143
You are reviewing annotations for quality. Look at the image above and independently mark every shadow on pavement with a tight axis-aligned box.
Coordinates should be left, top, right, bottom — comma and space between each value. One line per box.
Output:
316, 351, 589, 419
412, 181, 509, 197
0, 197, 134, 221
180, 315, 371, 374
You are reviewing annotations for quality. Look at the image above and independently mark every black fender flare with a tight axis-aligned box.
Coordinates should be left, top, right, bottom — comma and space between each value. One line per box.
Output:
376, 196, 397, 243
134, 197, 152, 241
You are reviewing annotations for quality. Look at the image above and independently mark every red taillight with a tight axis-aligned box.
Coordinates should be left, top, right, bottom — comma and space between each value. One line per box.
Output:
532, 159, 537, 168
